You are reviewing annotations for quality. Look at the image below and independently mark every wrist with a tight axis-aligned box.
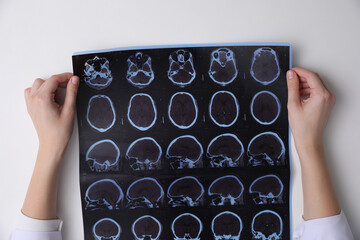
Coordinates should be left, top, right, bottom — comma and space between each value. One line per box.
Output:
294, 138, 324, 160
38, 143, 65, 164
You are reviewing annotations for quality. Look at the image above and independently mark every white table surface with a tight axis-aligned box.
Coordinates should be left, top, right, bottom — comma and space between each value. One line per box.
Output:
0, 0, 359, 239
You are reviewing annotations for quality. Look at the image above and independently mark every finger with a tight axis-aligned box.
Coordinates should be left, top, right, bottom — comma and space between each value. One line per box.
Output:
300, 88, 311, 96
301, 82, 310, 89
286, 70, 301, 108
292, 67, 325, 90
62, 76, 79, 116
31, 78, 45, 95
24, 88, 31, 112
40, 73, 73, 95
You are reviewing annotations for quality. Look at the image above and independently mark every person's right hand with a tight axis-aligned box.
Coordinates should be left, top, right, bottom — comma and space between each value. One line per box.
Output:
286, 67, 336, 155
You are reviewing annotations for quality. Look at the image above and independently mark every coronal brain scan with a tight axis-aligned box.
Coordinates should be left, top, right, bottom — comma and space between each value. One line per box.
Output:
128, 93, 157, 131
171, 213, 203, 240
249, 174, 284, 204
252, 210, 283, 240
209, 48, 238, 86
86, 139, 120, 172
166, 135, 203, 169
87, 95, 116, 132
250, 47, 280, 85
251, 91, 281, 125
127, 52, 154, 88
168, 92, 198, 129
74, 44, 291, 240
126, 137, 162, 171
209, 91, 239, 127
167, 176, 205, 207
85, 179, 123, 211
247, 132, 286, 166
84, 56, 113, 90
126, 178, 164, 209
168, 49, 196, 87
207, 133, 244, 168
93, 218, 121, 240
211, 211, 242, 240
132, 215, 162, 240
208, 175, 244, 206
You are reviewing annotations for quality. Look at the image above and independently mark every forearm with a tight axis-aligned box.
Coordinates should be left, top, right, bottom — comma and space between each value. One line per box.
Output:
21, 146, 63, 220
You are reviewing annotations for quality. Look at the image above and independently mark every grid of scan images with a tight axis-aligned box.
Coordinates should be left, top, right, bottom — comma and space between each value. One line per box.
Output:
72, 44, 292, 240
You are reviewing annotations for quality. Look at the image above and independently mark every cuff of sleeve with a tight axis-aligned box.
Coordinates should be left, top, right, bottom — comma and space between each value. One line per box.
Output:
17, 210, 63, 232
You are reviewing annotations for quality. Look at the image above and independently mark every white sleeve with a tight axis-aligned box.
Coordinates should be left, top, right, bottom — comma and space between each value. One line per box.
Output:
293, 211, 354, 240
9, 211, 63, 240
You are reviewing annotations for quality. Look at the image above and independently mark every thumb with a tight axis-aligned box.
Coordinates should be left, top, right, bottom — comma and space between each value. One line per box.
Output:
286, 70, 301, 109
62, 76, 79, 116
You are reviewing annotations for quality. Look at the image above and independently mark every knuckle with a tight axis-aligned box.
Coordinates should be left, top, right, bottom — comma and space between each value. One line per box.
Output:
322, 90, 330, 101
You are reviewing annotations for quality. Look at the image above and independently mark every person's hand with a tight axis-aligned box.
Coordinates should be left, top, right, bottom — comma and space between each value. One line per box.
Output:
286, 67, 336, 155
24, 73, 79, 160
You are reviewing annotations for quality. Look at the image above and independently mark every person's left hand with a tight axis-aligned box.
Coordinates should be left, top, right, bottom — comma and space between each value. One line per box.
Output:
24, 73, 79, 159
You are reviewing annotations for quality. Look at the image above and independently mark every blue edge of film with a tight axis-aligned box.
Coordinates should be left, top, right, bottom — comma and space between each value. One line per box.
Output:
73, 42, 294, 239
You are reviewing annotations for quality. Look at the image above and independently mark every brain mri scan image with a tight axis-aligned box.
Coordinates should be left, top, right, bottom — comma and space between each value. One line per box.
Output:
250, 47, 280, 85
249, 174, 284, 204
171, 213, 203, 240
166, 135, 203, 169
127, 52, 154, 88
87, 95, 116, 132
208, 48, 238, 86
209, 91, 239, 127
167, 176, 205, 207
93, 218, 121, 240
128, 93, 157, 131
168, 49, 196, 87
126, 137, 162, 171
85, 139, 120, 172
247, 132, 286, 166
207, 133, 244, 168
126, 178, 164, 209
83, 56, 113, 90
211, 211, 242, 240
85, 179, 123, 211
168, 92, 198, 129
132, 215, 162, 240
208, 175, 244, 206
251, 91, 281, 125
252, 210, 283, 240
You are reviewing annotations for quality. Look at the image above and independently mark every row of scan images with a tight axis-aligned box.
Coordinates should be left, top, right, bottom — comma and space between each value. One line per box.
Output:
87, 90, 281, 133
85, 174, 284, 210
83, 47, 281, 91
86, 132, 286, 171
91, 210, 283, 240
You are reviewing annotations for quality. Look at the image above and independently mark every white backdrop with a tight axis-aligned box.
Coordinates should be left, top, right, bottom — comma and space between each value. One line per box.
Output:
0, 0, 359, 239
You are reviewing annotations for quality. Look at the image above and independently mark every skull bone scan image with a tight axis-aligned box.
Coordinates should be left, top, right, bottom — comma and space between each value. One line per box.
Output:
73, 43, 291, 239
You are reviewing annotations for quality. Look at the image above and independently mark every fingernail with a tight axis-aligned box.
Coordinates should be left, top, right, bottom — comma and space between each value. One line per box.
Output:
72, 76, 79, 85
287, 70, 294, 79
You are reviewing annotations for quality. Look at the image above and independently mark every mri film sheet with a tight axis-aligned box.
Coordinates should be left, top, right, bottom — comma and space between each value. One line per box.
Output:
73, 44, 292, 240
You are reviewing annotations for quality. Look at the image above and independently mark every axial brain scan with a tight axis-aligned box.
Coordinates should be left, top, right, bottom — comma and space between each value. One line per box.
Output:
83, 56, 113, 90
208, 175, 244, 206
127, 52, 154, 88
209, 91, 239, 127
168, 92, 198, 129
93, 218, 121, 240
126, 178, 164, 209
128, 93, 157, 131
87, 95, 116, 132
251, 91, 281, 125
249, 174, 284, 204
168, 49, 196, 87
167, 176, 205, 207
250, 47, 280, 85
171, 213, 203, 240
86, 139, 120, 172
209, 48, 238, 86
211, 211, 242, 240
132, 215, 162, 240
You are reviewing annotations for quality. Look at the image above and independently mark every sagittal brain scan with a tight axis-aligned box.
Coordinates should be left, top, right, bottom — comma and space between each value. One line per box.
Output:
208, 175, 244, 206
166, 135, 203, 169
93, 218, 121, 240
85, 179, 123, 211
128, 93, 157, 131
127, 52, 154, 88
207, 133, 244, 168
126, 178, 164, 209
247, 132, 286, 166
251, 91, 281, 125
132, 215, 162, 240
209, 91, 239, 127
74, 44, 291, 240
209, 48, 238, 86
211, 211, 242, 240
249, 175, 284, 204
87, 95, 116, 132
171, 213, 203, 240
168, 92, 198, 129
250, 47, 280, 85
168, 49, 196, 87
84, 56, 113, 90
86, 139, 120, 172
252, 210, 283, 240
167, 176, 204, 207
